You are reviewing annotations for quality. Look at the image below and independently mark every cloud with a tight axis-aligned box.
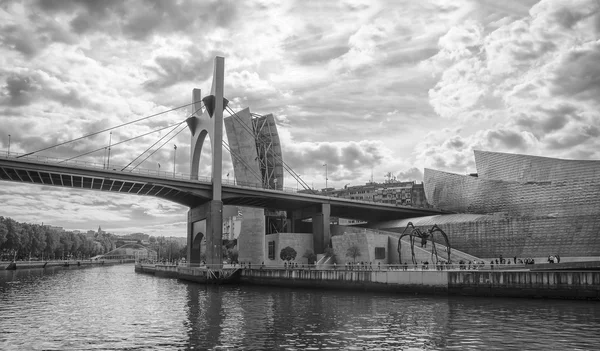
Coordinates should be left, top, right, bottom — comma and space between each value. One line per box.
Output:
2, 0, 600, 237
396, 167, 423, 182
2, 74, 38, 106
32, 0, 239, 40
419, 0, 600, 173
550, 42, 600, 100
143, 52, 215, 92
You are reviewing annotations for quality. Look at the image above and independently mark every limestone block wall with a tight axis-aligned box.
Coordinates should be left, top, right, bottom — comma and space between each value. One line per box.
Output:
224, 108, 266, 265
331, 228, 389, 265
331, 225, 451, 265
265, 233, 313, 265
237, 207, 266, 264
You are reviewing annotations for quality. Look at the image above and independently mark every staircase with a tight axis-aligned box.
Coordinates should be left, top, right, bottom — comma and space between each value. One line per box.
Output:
396, 235, 482, 264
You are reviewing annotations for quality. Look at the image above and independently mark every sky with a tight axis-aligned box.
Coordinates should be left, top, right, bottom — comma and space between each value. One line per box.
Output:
1, 0, 600, 237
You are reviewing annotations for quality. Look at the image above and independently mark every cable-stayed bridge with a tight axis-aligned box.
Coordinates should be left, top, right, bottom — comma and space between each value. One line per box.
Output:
0, 56, 446, 270
0, 153, 442, 221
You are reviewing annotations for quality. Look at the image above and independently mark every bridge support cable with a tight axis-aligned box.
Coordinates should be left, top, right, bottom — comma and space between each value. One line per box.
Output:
129, 124, 188, 172
58, 121, 187, 164
230, 106, 313, 192
17, 101, 200, 159
226, 106, 309, 190
120, 121, 185, 171
222, 141, 264, 186
121, 103, 205, 171
225, 106, 314, 193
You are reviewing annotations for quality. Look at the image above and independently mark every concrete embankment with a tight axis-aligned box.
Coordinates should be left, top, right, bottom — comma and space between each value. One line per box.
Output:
448, 270, 600, 299
135, 263, 600, 300
241, 269, 600, 299
240, 269, 449, 295
135, 264, 241, 284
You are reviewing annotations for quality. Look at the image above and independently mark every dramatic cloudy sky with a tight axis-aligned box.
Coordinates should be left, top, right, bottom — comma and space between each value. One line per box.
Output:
1, 0, 599, 236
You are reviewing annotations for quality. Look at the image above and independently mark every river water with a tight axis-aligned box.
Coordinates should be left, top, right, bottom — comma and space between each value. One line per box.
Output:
1, 265, 599, 350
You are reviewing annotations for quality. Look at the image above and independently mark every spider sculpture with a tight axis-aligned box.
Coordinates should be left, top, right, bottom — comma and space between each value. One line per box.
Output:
398, 222, 451, 265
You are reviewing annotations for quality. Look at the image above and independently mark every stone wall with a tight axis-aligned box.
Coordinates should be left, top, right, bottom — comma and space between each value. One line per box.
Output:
224, 109, 265, 264
237, 207, 267, 264
331, 227, 389, 265
332, 225, 455, 265
264, 233, 313, 265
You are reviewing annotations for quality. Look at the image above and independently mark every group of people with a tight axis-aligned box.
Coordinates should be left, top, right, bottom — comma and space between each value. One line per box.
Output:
547, 255, 561, 263
343, 261, 376, 270
457, 260, 486, 270
238, 253, 563, 272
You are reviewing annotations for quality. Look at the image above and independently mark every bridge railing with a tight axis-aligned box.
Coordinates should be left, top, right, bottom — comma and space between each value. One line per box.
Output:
0, 151, 211, 182
157, 261, 532, 271
0, 150, 436, 209
0, 151, 312, 194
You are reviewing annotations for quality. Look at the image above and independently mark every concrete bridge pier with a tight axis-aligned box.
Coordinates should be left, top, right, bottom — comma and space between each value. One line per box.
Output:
187, 200, 223, 267
287, 203, 331, 254
312, 203, 331, 253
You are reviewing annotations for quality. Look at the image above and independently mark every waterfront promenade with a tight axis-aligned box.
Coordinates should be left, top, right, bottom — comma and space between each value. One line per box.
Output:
135, 261, 600, 300
1, 259, 135, 270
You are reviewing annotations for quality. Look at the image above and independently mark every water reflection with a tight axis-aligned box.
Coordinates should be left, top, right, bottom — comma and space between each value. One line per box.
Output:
1, 265, 600, 350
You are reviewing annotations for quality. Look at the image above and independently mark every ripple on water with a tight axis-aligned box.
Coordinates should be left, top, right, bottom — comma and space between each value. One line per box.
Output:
2, 266, 600, 350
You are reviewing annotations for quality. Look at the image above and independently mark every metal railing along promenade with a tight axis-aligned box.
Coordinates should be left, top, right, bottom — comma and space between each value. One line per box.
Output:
140, 261, 533, 272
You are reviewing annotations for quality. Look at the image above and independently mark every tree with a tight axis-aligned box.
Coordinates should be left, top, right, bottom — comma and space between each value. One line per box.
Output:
4, 218, 21, 254
346, 245, 361, 262
302, 249, 317, 264
0, 222, 7, 247
227, 248, 239, 263
280, 246, 297, 261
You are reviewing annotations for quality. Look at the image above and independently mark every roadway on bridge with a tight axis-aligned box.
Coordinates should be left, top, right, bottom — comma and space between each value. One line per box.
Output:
0, 155, 447, 222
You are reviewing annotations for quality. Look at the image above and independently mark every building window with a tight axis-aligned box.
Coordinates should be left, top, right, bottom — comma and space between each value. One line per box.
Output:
268, 241, 275, 260
375, 247, 385, 259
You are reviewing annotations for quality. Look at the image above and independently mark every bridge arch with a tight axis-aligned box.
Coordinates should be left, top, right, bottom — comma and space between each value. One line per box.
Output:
189, 219, 206, 264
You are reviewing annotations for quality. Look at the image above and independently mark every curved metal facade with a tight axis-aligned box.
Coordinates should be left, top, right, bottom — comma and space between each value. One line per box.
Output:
474, 150, 600, 182
419, 151, 600, 258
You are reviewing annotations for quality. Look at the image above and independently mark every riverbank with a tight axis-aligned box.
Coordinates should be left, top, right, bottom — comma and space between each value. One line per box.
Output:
1, 259, 135, 270
135, 262, 600, 300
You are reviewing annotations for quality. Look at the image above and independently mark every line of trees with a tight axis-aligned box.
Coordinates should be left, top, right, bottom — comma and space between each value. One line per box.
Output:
148, 235, 187, 261
0, 217, 114, 261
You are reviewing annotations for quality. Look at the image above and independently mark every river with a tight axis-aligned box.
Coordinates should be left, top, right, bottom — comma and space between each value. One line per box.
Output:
1, 264, 599, 350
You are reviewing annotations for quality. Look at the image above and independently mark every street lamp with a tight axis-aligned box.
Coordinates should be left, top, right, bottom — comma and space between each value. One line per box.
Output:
7, 134, 10, 157
297, 175, 301, 191
323, 163, 328, 189
173, 144, 177, 177
106, 131, 113, 170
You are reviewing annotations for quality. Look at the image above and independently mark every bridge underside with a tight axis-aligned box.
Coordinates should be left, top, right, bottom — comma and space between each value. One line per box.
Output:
0, 158, 447, 223
0, 165, 205, 207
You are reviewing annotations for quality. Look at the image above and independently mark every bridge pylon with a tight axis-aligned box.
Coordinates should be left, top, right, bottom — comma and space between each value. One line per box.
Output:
186, 56, 227, 268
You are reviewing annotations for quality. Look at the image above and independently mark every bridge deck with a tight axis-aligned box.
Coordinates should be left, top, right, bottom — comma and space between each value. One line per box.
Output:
0, 155, 448, 222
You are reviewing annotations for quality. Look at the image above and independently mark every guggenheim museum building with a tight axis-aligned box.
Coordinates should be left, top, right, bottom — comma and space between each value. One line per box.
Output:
375, 150, 600, 261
